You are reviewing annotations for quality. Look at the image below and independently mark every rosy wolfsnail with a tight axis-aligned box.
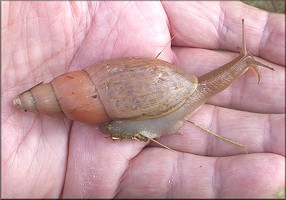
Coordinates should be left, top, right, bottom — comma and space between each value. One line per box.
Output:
13, 19, 274, 148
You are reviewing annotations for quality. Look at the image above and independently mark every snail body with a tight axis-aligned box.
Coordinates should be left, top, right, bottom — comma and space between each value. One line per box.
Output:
13, 19, 274, 142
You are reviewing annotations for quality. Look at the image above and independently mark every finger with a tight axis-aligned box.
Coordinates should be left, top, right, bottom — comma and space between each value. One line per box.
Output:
172, 47, 284, 114
149, 104, 285, 157
162, 1, 285, 66
62, 122, 146, 198
116, 149, 285, 198
259, 14, 285, 66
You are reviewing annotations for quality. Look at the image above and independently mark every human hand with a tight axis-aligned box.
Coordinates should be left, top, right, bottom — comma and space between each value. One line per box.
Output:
2, 1, 285, 198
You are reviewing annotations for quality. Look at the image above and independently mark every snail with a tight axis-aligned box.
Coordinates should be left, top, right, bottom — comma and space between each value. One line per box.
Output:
13, 19, 274, 150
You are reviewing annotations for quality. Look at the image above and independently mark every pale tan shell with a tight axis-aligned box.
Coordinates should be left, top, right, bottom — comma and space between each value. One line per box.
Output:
85, 57, 198, 120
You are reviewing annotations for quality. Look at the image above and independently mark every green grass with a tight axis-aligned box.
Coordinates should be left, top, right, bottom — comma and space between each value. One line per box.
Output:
273, 188, 285, 199
241, 0, 285, 13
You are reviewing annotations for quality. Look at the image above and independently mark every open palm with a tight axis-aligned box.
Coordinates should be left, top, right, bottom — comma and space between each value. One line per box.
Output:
2, 1, 285, 198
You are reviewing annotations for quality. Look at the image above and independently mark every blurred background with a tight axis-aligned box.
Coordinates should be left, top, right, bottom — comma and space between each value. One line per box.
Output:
241, 0, 285, 13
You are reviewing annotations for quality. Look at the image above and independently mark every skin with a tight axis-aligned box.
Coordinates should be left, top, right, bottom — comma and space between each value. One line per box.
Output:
1, 1, 285, 198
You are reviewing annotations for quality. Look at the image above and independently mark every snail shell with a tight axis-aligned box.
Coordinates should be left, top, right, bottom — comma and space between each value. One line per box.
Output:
14, 57, 198, 124
13, 19, 274, 146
